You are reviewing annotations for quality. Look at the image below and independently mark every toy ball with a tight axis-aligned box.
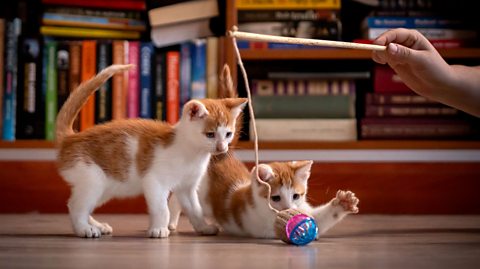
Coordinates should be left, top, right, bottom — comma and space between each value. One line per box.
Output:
275, 208, 318, 246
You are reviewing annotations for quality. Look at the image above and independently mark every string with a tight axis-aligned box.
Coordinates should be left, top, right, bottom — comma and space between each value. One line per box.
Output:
229, 26, 279, 214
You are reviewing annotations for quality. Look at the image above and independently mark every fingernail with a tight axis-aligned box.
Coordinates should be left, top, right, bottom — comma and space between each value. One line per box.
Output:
388, 43, 398, 55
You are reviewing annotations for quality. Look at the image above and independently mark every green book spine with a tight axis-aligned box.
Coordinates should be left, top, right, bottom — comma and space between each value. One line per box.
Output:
45, 41, 58, 141
252, 95, 356, 119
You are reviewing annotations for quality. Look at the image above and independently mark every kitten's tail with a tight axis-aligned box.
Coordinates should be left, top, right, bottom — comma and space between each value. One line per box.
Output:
55, 64, 133, 144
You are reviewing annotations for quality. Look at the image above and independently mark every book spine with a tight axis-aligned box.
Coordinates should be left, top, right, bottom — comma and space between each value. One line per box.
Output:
80, 40, 96, 131
373, 65, 412, 93
252, 95, 356, 118
2, 18, 21, 141
179, 42, 192, 112
238, 20, 341, 40
236, 40, 327, 50
236, 0, 341, 10
365, 16, 468, 29
238, 9, 339, 22
56, 42, 70, 113
367, 28, 478, 40
153, 51, 166, 121
40, 26, 141, 39
45, 40, 57, 141
252, 119, 357, 141
206, 36, 218, 99
190, 39, 207, 99
68, 41, 82, 132
166, 50, 180, 124
112, 40, 126, 120
0, 18, 5, 138
42, 13, 146, 31
127, 41, 139, 118
364, 105, 460, 117
41, 0, 146, 11
252, 79, 355, 96
44, 6, 142, 20
365, 93, 440, 105
96, 41, 112, 123
139, 42, 153, 119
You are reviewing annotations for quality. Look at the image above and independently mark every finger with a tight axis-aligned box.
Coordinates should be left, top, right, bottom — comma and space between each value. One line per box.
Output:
385, 43, 420, 65
372, 51, 387, 64
373, 28, 429, 50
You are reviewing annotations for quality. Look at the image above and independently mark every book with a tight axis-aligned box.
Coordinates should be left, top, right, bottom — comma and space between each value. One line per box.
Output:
43, 6, 142, 20
139, 42, 154, 119
251, 118, 357, 141
238, 20, 341, 40
2, 18, 22, 141
44, 40, 57, 141
40, 26, 141, 39
206, 36, 218, 99
148, 0, 218, 27
252, 79, 356, 96
179, 42, 192, 113
41, 0, 146, 11
238, 9, 339, 22
68, 41, 82, 131
0, 19, 5, 138
267, 71, 371, 80
365, 93, 440, 106
153, 50, 166, 121
80, 40, 97, 131
237, 0, 341, 10
363, 16, 469, 29
353, 38, 473, 49
96, 40, 112, 123
42, 12, 146, 31
360, 118, 479, 139
190, 39, 207, 100
236, 40, 336, 50
373, 65, 412, 93
16, 37, 43, 139
253, 95, 356, 119
56, 42, 70, 113
366, 28, 478, 40
112, 40, 127, 120
166, 50, 180, 124
127, 41, 140, 118
150, 18, 215, 48
364, 105, 460, 118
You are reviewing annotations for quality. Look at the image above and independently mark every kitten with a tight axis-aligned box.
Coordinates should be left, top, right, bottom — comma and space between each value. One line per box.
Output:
55, 64, 247, 238
168, 65, 359, 239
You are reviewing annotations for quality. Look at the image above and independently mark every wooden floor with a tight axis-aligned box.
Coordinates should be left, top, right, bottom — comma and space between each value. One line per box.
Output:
1, 214, 480, 269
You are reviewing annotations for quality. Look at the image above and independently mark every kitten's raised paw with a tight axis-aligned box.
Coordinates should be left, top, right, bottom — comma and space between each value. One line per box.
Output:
198, 224, 219, 236
333, 190, 359, 214
75, 225, 102, 238
168, 223, 177, 231
96, 222, 113, 235
148, 227, 170, 238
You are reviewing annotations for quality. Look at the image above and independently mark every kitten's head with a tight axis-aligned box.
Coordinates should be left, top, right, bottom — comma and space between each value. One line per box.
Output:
180, 98, 247, 155
252, 160, 313, 211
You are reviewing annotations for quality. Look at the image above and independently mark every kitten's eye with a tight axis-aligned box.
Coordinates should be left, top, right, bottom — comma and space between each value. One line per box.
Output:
293, 194, 300, 200
205, 132, 215, 138
226, 132, 233, 138
271, 196, 281, 202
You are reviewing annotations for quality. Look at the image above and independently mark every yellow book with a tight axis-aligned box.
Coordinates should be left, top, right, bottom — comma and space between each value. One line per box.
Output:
236, 0, 341, 10
40, 26, 140, 39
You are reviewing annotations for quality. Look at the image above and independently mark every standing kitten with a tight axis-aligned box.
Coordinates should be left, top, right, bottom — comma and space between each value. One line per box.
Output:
168, 65, 359, 239
56, 64, 247, 238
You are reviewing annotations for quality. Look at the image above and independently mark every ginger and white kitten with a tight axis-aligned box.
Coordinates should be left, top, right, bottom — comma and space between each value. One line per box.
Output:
168, 65, 359, 239
55, 64, 247, 238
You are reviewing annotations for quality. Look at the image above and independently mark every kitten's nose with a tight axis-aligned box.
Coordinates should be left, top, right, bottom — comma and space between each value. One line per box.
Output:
215, 143, 227, 153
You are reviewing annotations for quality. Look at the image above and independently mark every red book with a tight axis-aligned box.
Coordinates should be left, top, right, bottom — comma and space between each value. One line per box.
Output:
365, 104, 460, 118
373, 65, 413, 93
41, 0, 146, 11
166, 51, 180, 125
80, 40, 96, 131
127, 41, 139, 118
112, 40, 127, 120
365, 92, 439, 106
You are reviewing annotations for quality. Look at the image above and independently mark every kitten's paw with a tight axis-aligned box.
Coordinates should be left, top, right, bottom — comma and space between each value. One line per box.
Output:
148, 227, 170, 238
197, 224, 219, 236
75, 225, 102, 238
333, 190, 359, 214
96, 222, 113, 235
168, 223, 177, 231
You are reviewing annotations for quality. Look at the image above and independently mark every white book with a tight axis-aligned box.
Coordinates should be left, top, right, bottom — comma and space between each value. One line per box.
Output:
150, 19, 213, 48
251, 118, 358, 142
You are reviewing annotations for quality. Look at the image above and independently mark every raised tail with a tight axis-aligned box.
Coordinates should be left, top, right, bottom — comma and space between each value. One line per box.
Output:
55, 64, 133, 144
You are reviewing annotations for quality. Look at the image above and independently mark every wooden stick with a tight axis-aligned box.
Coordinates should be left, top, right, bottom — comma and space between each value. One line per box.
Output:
229, 28, 386, 51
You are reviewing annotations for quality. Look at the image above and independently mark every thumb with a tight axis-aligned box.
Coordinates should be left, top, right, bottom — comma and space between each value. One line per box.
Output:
386, 43, 418, 64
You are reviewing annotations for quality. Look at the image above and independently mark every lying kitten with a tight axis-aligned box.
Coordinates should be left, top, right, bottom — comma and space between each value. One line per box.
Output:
55, 64, 247, 238
168, 65, 359, 239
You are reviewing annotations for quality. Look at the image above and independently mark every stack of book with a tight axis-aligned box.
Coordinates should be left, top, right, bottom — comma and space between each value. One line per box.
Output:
360, 65, 480, 140
40, 0, 147, 39
357, 0, 478, 48
236, 0, 342, 50
250, 73, 358, 142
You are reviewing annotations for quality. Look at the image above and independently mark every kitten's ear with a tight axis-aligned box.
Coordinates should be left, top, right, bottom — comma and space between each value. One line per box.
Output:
292, 160, 313, 183
252, 164, 274, 183
219, 64, 236, 98
224, 98, 248, 119
183, 100, 209, 121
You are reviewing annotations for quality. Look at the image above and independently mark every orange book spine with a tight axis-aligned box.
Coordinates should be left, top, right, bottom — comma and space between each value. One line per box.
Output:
166, 51, 180, 124
112, 40, 126, 120
80, 40, 97, 131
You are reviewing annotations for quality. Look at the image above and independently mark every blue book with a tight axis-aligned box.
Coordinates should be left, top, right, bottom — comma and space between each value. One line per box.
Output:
190, 39, 207, 100
179, 41, 192, 114
139, 42, 154, 119
365, 16, 467, 29
2, 18, 22, 141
